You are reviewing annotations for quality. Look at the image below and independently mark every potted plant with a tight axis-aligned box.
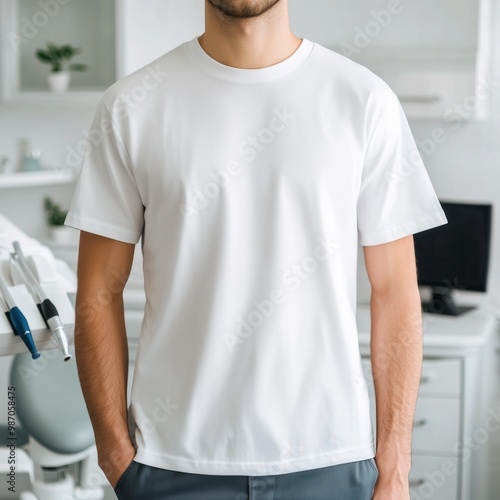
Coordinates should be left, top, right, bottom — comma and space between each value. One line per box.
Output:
35, 43, 87, 93
44, 197, 78, 245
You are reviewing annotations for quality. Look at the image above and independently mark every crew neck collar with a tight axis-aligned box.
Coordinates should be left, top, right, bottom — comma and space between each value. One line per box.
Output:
185, 37, 314, 83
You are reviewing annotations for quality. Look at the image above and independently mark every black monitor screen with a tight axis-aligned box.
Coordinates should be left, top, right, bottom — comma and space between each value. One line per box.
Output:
414, 201, 492, 292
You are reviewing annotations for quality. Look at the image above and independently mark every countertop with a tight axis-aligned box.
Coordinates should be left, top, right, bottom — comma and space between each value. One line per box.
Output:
356, 303, 498, 353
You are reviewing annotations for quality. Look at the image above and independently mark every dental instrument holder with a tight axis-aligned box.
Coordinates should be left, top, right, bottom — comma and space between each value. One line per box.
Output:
10, 254, 72, 362
10, 241, 72, 361
0, 281, 74, 358
11, 244, 72, 362
0, 281, 40, 359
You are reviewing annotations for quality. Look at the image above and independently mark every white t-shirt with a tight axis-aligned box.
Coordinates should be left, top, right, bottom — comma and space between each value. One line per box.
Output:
66, 37, 448, 476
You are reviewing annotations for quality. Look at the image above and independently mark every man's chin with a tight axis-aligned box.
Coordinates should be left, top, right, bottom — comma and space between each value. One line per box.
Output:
206, 0, 281, 19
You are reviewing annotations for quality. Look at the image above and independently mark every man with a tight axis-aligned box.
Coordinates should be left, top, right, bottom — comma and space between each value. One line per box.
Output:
66, 1, 447, 498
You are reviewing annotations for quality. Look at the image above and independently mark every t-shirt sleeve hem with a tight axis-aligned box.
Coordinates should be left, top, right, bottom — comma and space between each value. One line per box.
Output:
358, 211, 448, 247
65, 213, 141, 245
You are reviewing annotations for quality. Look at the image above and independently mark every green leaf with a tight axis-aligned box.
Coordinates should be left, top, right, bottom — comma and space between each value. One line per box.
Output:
46, 42, 59, 57
60, 45, 74, 59
35, 50, 53, 63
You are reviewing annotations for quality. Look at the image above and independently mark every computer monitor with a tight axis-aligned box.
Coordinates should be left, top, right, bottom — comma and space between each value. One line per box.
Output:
413, 201, 493, 316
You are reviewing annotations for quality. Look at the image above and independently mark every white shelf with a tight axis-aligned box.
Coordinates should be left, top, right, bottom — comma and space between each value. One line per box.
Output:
0, 170, 75, 189
7, 89, 106, 104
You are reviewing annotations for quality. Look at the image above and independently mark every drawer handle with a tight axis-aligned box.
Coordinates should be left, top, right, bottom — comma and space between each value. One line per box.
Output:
410, 478, 426, 487
398, 94, 442, 103
413, 419, 428, 428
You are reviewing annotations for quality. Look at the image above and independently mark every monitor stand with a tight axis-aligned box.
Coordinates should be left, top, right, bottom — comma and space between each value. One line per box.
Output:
421, 288, 477, 316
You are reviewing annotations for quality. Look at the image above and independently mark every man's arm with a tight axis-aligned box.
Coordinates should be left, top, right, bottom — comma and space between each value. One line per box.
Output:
363, 234, 423, 500
74, 231, 137, 488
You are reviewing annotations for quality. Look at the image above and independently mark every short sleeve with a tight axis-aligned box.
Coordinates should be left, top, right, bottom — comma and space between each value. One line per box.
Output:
357, 86, 448, 246
65, 98, 144, 244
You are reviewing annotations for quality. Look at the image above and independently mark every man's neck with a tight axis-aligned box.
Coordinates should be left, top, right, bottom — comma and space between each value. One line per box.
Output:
199, 0, 301, 70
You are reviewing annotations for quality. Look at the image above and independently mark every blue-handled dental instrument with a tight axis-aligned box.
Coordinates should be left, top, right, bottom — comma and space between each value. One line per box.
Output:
0, 274, 40, 360
11, 241, 71, 362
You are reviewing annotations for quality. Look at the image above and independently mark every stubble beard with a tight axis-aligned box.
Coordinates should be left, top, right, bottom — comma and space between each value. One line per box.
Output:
206, 0, 282, 19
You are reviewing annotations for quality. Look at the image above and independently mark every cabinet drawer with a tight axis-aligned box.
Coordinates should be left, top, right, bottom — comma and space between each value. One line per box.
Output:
412, 397, 460, 454
419, 359, 461, 397
361, 358, 461, 397
410, 456, 459, 500
368, 396, 460, 454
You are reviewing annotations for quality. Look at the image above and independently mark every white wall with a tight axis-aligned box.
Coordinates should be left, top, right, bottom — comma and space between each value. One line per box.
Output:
121, 0, 204, 75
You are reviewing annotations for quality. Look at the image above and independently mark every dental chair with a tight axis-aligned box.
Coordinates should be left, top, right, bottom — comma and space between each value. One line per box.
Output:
2, 347, 107, 500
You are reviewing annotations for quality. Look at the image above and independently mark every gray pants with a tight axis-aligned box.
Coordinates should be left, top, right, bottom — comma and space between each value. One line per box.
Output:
114, 458, 379, 499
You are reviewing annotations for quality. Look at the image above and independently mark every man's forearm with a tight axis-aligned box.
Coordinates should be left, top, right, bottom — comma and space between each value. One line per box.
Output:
74, 295, 134, 461
370, 291, 423, 474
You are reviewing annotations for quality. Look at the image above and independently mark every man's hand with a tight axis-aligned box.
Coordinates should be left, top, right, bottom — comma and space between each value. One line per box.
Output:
372, 477, 410, 500
98, 441, 137, 489
372, 452, 411, 500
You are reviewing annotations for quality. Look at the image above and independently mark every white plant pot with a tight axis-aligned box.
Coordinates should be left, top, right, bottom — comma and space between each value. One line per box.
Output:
48, 71, 71, 93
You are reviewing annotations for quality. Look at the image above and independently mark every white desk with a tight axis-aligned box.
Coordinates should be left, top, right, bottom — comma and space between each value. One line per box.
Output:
357, 305, 498, 500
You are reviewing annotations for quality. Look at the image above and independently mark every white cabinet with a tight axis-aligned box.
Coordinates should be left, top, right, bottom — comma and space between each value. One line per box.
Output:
288, 0, 493, 121
358, 307, 497, 500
